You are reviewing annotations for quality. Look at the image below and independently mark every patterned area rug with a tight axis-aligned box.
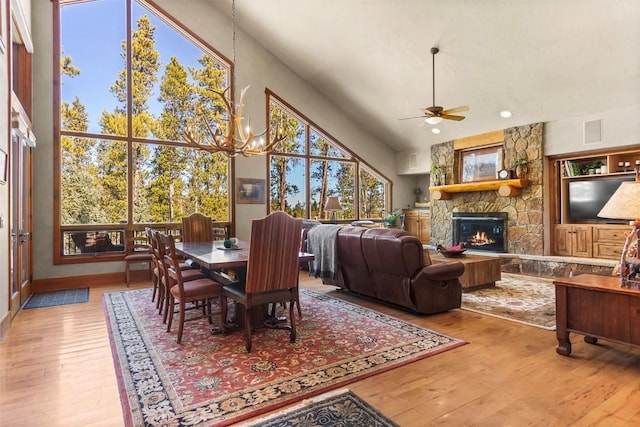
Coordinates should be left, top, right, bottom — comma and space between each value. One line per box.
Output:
461, 273, 556, 330
237, 388, 398, 426
24, 288, 89, 309
103, 288, 465, 426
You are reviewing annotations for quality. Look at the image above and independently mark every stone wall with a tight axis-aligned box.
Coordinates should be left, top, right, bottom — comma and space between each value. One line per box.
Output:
430, 123, 544, 255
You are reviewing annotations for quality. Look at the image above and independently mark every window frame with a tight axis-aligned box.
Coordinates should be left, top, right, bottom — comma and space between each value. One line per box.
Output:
53, 0, 236, 264
266, 89, 392, 222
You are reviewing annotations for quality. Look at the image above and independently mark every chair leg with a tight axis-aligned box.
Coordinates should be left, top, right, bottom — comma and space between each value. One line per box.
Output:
166, 295, 175, 330
289, 300, 297, 343
244, 307, 252, 352
125, 263, 130, 287
176, 301, 186, 344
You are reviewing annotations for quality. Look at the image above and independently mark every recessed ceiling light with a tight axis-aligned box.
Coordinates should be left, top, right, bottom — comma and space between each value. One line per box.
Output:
431, 128, 441, 134
500, 110, 512, 118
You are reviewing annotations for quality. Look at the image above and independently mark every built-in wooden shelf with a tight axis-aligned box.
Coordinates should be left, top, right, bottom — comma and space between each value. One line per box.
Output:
429, 179, 528, 200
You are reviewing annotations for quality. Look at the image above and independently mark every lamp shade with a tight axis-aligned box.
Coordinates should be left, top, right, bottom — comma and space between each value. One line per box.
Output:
425, 116, 443, 125
598, 181, 640, 222
324, 196, 343, 212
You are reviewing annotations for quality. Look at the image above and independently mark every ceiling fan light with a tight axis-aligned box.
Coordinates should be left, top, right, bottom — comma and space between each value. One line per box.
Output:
425, 116, 443, 125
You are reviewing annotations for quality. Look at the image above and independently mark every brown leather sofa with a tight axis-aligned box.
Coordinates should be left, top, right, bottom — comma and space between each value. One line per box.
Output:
320, 226, 464, 314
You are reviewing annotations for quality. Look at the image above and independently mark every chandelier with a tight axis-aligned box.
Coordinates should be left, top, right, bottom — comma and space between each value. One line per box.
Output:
183, 0, 285, 157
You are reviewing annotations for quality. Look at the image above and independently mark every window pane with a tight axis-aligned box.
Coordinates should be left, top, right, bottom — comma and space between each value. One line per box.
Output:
134, 142, 230, 223
309, 160, 355, 220
270, 103, 305, 154
60, 0, 126, 136
270, 155, 306, 217
135, 1, 230, 143
359, 168, 386, 219
310, 130, 349, 158
61, 136, 127, 225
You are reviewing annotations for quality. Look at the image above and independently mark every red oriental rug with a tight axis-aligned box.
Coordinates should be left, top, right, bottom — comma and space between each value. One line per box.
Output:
103, 288, 465, 426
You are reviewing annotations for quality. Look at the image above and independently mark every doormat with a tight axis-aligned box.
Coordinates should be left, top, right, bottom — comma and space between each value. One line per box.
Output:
237, 388, 399, 426
24, 288, 90, 309
103, 287, 466, 426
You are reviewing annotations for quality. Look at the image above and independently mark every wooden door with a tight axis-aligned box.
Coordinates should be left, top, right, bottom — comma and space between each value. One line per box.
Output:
572, 225, 593, 258
9, 128, 34, 316
554, 225, 572, 256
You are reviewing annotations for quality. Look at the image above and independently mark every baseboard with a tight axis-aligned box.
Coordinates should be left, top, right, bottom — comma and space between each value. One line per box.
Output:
31, 270, 149, 292
0, 311, 11, 341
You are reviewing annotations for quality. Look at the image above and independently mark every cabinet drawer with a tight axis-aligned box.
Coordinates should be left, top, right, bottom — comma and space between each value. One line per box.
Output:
593, 243, 624, 260
403, 210, 420, 218
419, 210, 431, 218
594, 226, 628, 242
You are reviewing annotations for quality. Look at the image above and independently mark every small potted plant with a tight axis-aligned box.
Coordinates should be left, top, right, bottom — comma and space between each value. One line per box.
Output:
431, 164, 445, 186
513, 159, 528, 178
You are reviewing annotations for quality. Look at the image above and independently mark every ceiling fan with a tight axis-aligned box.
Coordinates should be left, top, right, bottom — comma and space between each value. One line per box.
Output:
400, 47, 469, 125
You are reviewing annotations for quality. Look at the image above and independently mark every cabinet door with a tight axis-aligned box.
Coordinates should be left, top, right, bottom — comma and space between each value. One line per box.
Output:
572, 225, 593, 257
419, 211, 430, 243
405, 217, 420, 239
554, 225, 572, 256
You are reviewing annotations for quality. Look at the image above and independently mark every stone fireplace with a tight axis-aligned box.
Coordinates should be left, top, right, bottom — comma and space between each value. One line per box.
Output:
430, 123, 544, 255
452, 212, 508, 253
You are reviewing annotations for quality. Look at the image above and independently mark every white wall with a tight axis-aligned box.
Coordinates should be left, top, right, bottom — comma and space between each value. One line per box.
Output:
544, 104, 640, 156
30, 1, 412, 280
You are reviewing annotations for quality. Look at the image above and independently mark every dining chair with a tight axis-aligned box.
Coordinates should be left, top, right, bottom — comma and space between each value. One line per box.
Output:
181, 213, 213, 242
153, 230, 205, 322
161, 233, 226, 344
123, 231, 154, 287
221, 211, 302, 352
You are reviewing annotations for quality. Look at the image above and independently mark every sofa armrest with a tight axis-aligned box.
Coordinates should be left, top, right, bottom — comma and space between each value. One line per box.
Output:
418, 261, 465, 281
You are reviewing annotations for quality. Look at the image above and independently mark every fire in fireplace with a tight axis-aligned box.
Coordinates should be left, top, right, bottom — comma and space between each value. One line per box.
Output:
452, 212, 508, 253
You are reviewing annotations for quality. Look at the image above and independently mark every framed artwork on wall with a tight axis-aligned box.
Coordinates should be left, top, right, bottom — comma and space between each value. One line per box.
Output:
0, 149, 7, 184
459, 145, 504, 183
236, 178, 266, 204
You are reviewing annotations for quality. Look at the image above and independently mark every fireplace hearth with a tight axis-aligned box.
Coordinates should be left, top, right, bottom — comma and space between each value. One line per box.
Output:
452, 212, 508, 253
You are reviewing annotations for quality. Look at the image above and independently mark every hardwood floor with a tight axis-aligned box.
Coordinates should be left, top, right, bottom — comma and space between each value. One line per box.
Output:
2, 274, 640, 426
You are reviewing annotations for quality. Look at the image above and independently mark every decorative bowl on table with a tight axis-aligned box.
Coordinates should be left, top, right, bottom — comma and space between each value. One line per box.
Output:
436, 244, 467, 258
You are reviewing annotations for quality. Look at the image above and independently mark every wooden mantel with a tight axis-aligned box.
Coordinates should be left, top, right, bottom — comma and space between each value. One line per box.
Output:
429, 178, 528, 200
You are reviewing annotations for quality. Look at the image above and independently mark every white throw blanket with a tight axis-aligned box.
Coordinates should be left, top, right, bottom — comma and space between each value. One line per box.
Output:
307, 225, 342, 280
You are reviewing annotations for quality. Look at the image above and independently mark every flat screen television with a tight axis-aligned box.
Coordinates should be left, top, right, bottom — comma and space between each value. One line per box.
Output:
568, 176, 635, 222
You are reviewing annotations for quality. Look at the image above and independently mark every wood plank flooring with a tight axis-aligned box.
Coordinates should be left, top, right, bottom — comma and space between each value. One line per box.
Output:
1, 274, 640, 426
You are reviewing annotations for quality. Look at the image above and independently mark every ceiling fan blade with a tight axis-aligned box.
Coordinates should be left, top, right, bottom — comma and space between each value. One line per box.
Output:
441, 114, 466, 121
398, 115, 426, 121
442, 106, 469, 115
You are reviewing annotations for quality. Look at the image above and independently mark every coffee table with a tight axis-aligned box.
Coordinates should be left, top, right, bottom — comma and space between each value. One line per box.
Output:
430, 252, 501, 291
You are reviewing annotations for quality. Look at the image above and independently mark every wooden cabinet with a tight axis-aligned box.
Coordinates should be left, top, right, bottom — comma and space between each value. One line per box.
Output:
554, 224, 628, 260
403, 209, 430, 244
551, 147, 640, 260
592, 225, 628, 259
554, 224, 592, 257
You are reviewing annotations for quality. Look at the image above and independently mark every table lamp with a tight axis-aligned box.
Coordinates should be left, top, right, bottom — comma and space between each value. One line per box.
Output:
324, 196, 343, 224
597, 169, 640, 287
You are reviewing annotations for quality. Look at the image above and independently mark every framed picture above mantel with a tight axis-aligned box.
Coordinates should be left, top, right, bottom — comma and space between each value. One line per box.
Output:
459, 145, 504, 183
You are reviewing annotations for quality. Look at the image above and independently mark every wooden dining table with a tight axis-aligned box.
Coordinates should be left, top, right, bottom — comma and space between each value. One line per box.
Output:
174, 239, 314, 330
174, 239, 314, 281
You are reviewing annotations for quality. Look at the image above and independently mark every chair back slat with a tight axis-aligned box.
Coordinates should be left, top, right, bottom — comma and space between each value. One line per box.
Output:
181, 213, 213, 242
245, 211, 302, 293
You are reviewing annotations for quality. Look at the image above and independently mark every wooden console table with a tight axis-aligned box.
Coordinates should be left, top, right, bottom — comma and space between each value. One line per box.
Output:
554, 274, 640, 356
431, 252, 501, 291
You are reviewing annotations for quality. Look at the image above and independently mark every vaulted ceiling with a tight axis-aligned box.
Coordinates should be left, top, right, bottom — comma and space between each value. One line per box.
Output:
209, 0, 640, 152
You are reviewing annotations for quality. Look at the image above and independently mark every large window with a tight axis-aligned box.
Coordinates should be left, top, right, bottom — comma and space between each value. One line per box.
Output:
267, 92, 390, 221
55, 0, 232, 262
